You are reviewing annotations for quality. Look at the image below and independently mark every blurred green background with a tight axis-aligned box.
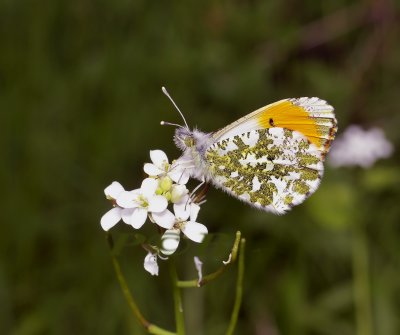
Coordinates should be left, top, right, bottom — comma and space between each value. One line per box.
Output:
1, 0, 400, 334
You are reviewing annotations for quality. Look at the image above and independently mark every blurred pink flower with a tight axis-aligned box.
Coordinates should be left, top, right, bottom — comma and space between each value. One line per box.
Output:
328, 125, 394, 168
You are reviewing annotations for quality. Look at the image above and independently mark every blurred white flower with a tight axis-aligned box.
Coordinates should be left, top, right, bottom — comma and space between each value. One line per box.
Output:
161, 198, 208, 255
100, 182, 133, 231
160, 229, 181, 256
329, 125, 394, 168
144, 252, 159, 276
144, 150, 190, 184
116, 178, 171, 229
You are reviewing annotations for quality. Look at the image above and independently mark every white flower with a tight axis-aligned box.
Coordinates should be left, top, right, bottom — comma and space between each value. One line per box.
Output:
329, 125, 394, 168
144, 252, 159, 276
116, 178, 172, 229
100, 182, 132, 231
161, 199, 208, 255
144, 150, 190, 184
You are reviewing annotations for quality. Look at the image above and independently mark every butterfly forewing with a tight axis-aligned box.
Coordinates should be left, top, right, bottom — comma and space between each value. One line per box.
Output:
213, 97, 337, 157
204, 128, 323, 214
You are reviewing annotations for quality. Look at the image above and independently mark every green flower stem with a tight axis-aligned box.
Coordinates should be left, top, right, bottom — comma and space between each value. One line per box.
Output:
169, 258, 186, 335
147, 325, 176, 335
225, 238, 246, 335
177, 231, 242, 288
352, 222, 373, 335
107, 234, 176, 335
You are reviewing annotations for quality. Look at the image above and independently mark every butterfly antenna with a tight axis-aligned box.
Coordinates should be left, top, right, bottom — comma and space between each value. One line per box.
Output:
162, 86, 189, 129
160, 120, 183, 128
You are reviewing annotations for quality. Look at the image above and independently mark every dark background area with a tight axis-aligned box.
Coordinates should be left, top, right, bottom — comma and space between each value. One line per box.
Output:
1, 0, 399, 334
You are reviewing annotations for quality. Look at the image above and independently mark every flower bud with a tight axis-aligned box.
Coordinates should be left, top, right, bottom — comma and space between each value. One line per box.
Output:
164, 191, 172, 201
171, 184, 189, 203
144, 252, 159, 276
160, 176, 173, 191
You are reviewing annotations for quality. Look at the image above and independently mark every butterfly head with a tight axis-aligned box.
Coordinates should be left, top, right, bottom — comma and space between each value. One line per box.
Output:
174, 127, 194, 151
173, 127, 213, 159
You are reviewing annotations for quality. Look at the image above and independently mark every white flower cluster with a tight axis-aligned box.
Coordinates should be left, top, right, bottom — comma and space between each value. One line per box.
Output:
329, 125, 394, 168
100, 150, 208, 276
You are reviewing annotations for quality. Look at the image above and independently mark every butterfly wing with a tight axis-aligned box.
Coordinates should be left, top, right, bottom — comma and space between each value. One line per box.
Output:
204, 127, 326, 214
204, 97, 337, 213
213, 97, 337, 158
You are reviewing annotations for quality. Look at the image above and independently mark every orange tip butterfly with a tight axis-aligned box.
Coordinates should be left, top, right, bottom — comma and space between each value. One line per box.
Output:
161, 87, 337, 214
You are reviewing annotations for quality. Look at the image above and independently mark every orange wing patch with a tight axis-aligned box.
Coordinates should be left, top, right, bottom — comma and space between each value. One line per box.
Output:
257, 98, 337, 156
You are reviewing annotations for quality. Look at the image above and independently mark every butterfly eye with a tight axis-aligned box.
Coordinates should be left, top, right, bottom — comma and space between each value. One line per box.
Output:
184, 137, 195, 147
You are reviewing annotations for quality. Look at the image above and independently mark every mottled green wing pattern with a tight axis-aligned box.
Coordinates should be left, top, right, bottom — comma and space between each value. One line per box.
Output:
204, 128, 323, 214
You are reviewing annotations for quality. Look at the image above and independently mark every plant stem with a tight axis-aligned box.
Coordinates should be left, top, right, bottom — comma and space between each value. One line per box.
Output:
352, 222, 373, 335
107, 234, 176, 335
225, 238, 245, 335
111, 256, 150, 328
148, 325, 176, 335
177, 231, 242, 288
170, 258, 186, 335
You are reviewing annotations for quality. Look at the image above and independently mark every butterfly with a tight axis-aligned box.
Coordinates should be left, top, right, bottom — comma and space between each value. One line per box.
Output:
162, 87, 337, 214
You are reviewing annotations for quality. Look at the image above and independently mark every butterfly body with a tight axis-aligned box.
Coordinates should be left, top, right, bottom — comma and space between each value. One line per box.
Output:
174, 127, 218, 183
173, 97, 337, 214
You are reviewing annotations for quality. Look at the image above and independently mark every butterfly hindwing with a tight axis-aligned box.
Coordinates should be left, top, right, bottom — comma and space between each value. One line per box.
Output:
204, 128, 323, 214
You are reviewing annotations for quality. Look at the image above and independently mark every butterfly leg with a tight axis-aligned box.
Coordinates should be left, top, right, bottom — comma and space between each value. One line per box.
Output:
189, 180, 210, 206
190, 179, 206, 197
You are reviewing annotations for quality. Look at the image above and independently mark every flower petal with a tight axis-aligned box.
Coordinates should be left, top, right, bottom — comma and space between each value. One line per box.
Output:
161, 229, 180, 256
173, 201, 190, 221
169, 168, 190, 185
104, 181, 124, 199
121, 208, 134, 224
144, 252, 159, 276
148, 195, 168, 213
100, 207, 122, 231
150, 150, 168, 167
144, 163, 163, 176
182, 221, 208, 243
152, 209, 175, 229
190, 203, 201, 222
116, 190, 140, 208
141, 178, 158, 198
179, 170, 190, 184
129, 207, 148, 229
